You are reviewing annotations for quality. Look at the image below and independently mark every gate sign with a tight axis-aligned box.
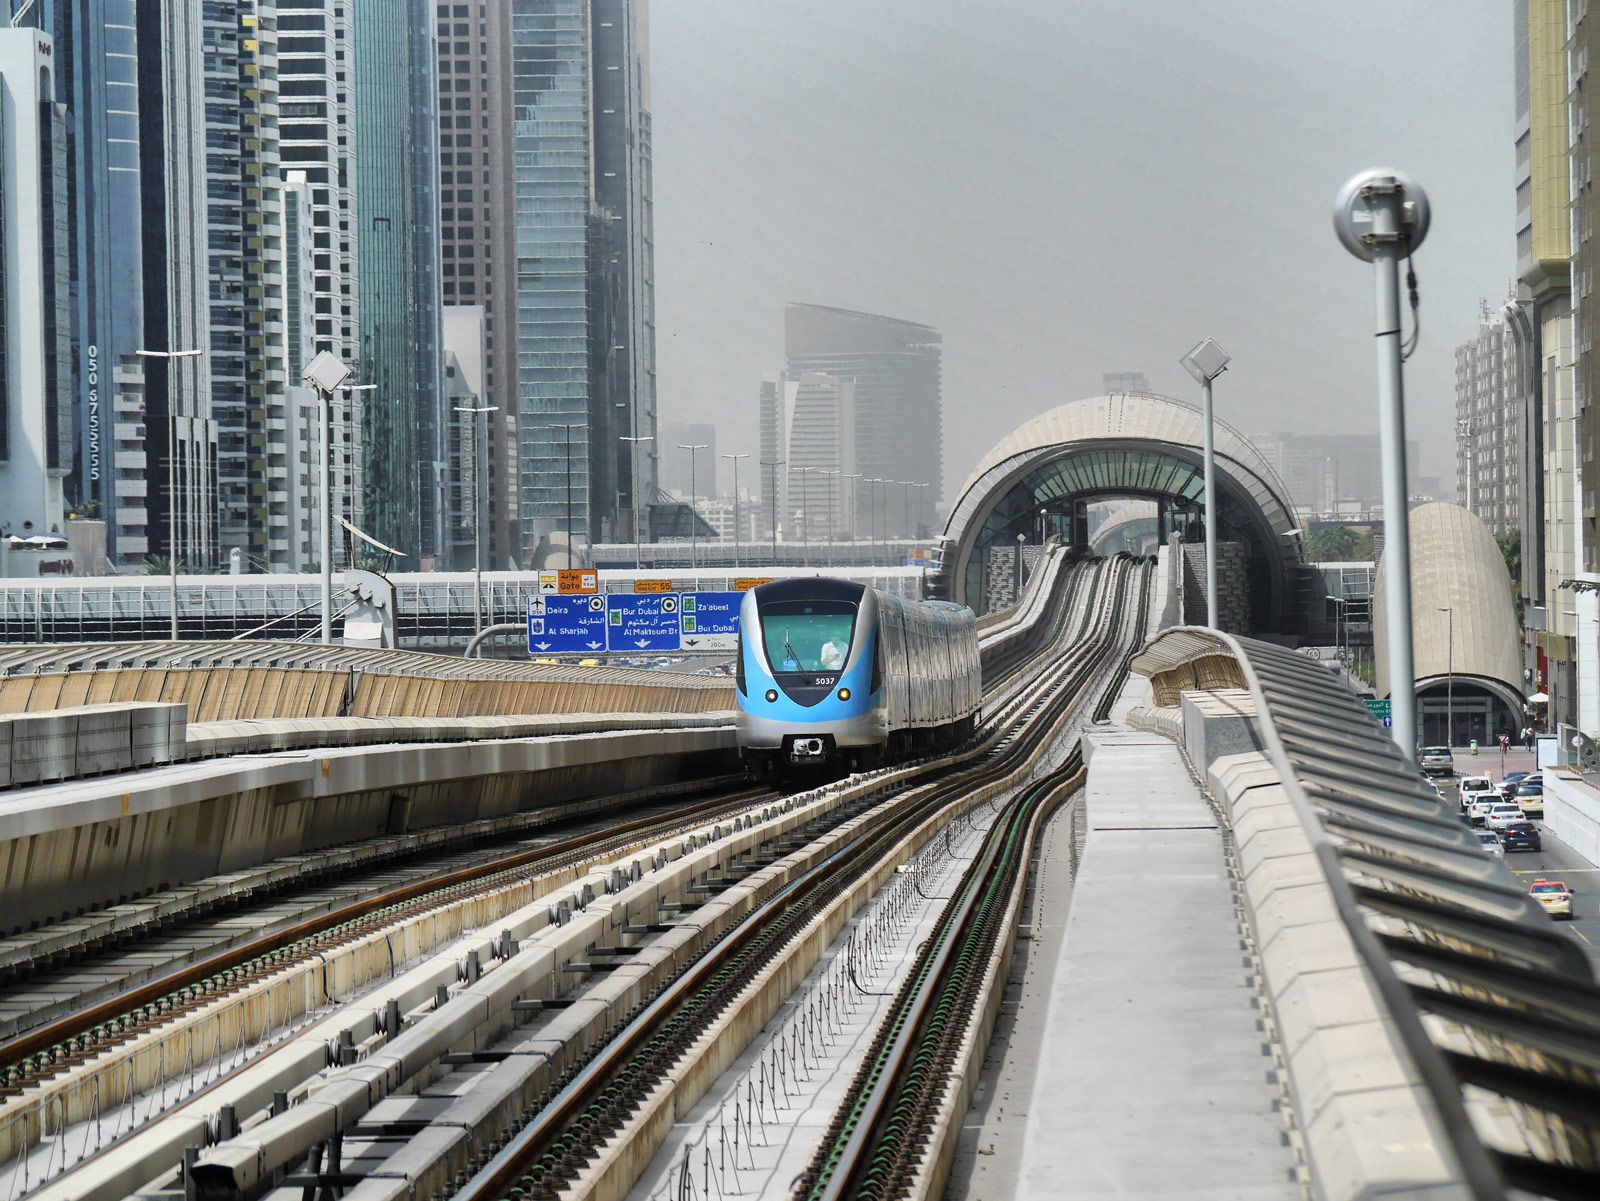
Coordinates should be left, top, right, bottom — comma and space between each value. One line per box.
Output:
679, 592, 741, 651
527, 593, 607, 655
608, 593, 683, 650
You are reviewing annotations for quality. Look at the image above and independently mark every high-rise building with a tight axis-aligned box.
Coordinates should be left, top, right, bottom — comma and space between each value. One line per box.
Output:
203, 1, 287, 569
138, 0, 219, 571
1247, 432, 1420, 518
1453, 298, 1524, 538
276, 0, 361, 560
784, 304, 941, 538
511, 0, 656, 554
433, 0, 518, 571
353, 0, 443, 561
659, 422, 717, 498
0, 28, 74, 557
31, 1, 153, 567
757, 372, 795, 539
1102, 372, 1151, 393
786, 373, 855, 541
1516, 0, 1578, 728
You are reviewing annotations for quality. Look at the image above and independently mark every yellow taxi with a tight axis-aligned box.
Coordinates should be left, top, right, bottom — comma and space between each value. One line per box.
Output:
1529, 879, 1575, 920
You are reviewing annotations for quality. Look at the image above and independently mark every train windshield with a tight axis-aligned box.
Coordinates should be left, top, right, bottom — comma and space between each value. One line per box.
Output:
760, 601, 856, 673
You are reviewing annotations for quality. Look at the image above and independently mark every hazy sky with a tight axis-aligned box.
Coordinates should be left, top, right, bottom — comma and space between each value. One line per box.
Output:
650, 0, 1511, 503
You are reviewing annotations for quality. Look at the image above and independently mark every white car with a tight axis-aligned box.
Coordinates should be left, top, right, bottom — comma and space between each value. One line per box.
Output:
1458, 775, 1496, 810
1485, 804, 1527, 832
1476, 831, 1505, 858
1468, 794, 1502, 825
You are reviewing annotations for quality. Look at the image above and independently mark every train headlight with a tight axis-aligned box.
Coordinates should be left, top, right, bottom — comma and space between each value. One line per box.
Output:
765, 689, 778, 703
837, 688, 851, 701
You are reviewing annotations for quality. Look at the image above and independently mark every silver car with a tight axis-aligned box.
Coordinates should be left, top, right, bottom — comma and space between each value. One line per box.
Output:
1476, 831, 1505, 859
1420, 746, 1454, 777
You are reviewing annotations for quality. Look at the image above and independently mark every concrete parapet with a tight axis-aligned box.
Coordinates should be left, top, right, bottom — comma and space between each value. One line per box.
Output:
1209, 749, 1468, 1201
1179, 688, 1263, 776
2, 703, 187, 787
1540, 770, 1600, 865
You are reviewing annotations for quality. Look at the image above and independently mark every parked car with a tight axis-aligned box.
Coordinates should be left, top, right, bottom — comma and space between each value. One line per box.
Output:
1514, 783, 1545, 816
1530, 879, 1574, 919
1485, 804, 1528, 832
1420, 746, 1455, 777
1476, 831, 1505, 858
1497, 822, 1543, 852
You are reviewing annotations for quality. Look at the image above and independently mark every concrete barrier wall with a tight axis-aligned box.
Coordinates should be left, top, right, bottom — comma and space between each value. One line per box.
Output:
1541, 771, 1600, 865
2, 703, 186, 786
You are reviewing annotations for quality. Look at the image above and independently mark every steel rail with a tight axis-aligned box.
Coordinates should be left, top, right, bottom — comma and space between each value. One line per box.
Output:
0, 784, 773, 1087
446, 558, 1143, 1201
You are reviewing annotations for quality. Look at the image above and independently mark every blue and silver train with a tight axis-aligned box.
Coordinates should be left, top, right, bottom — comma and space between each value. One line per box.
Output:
736, 578, 982, 779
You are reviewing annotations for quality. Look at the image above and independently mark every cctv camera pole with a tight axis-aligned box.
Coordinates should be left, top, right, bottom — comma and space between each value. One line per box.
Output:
1201, 376, 1218, 628
1336, 170, 1427, 763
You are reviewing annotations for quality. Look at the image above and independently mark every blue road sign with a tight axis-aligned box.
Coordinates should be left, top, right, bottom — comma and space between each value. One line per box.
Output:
527, 593, 608, 655
679, 592, 740, 651
607, 593, 683, 651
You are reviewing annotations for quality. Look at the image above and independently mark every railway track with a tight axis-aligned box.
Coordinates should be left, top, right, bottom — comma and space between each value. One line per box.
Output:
441, 556, 1149, 1201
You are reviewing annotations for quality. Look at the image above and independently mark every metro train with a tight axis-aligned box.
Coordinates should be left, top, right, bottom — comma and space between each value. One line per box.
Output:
736, 578, 982, 779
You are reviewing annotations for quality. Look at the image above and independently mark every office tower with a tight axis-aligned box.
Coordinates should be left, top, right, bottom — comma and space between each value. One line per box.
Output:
1247, 433, 1421, 518
784, 303, 941, 538
29, 1, 153, 567
1102, 372, 1151, 393
1453, 299, 1524, 538
434, 0, 518, 570
137, 0, 218, 571
352, 0, 443, 561
659, 422, 717, 497
757, 372, 795, 539
203, 2, 288, 569
277, 0, 361, 560
442, 350, 482, 571
1573, 7, 1600, 573
1515, 0, 1577, 726
0, 29, 74, 561
786, 374, 855, 540
281, 171, 321, 569
511, 0, 656, 555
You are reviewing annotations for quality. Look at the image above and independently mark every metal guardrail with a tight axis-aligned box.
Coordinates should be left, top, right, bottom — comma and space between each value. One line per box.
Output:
1131, 627, 1600, 1201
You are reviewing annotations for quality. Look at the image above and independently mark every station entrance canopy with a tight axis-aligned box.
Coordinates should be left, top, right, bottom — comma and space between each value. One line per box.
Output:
936, 393, 1308, 632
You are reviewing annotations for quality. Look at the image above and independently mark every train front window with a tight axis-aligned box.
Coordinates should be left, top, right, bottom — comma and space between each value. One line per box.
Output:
760, 602, 856, 673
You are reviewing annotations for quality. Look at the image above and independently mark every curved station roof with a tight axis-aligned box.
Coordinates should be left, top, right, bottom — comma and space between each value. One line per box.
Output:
939, 392, 1307, 630
1374, 502, 1524, 718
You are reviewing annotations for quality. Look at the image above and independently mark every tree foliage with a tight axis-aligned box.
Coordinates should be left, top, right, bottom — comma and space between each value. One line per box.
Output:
1304, 526, 1375, 563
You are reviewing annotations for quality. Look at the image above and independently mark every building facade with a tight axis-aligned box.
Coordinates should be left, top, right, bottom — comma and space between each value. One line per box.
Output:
433, 0, 518, 571
784, 303, 941, 538
510, 0, 656, 553
350, 0, 443, 562
0, 29, 74, 552
1453, 298, 1524, 538
757, 372, 794, 539
277, 0, 360, 563
1517, 0, 1578, 730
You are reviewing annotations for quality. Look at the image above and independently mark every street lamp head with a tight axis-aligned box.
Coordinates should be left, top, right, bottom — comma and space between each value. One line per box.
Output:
1179, 338, 1231, 384
301, 349, 352, 394
1332, 168, 1431, 262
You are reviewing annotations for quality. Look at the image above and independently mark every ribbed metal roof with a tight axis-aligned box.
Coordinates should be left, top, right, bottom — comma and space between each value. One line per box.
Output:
1373, 502, 1522, 702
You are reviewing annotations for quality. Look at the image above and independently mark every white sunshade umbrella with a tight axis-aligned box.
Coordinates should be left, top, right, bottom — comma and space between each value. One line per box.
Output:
1528, 692, 1549, 703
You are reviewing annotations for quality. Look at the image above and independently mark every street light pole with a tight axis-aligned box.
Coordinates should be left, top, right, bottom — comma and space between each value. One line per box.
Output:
137, 347, 204, 639
622, 435, 654, 570
797, 466, 814, 567
455, 404, 498, 634
762, 458, 784, 563
1335, 167, 1431, 763
678, 442, 707, 572
1439, 606, 1454, 748
819, 469, 839, 568
721, 452, 749, 569
1180, 338, 1232, 630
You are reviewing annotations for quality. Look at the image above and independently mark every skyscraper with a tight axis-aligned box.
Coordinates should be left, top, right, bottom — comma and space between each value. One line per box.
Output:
434, 0, 518, 571
784, 304, 941, 538
1454, 299, 1523, 538
138, 0, 218, 570
352, 0, 443, 561
277, 0, 361, 562
510, 0, 656, 556
0, 28, 74, 550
